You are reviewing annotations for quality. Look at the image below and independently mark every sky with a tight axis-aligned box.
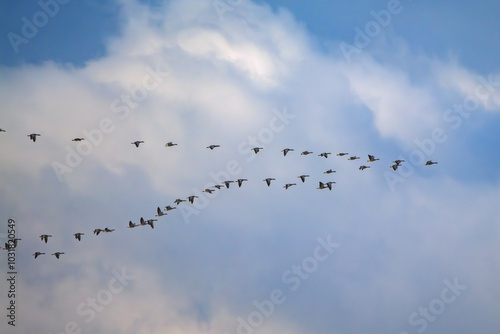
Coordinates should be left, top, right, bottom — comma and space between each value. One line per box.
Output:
1, 0, 500, 333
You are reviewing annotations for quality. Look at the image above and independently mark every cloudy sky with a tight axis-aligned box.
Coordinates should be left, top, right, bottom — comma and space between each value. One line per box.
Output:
1, 0, 500, 333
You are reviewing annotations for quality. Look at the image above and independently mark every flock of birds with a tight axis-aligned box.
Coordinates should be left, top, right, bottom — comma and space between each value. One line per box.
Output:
0, 129, 438, 259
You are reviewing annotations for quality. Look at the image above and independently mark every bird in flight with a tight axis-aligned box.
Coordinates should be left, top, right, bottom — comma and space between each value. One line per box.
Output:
187, 195, 198, 204
164, 205, 177, 211
336, 153, 348, 156
284, 183, 296, 190
237, 179, 248, 187
165, 142, 178, 147
93, 229, 103, 235
348, 156, 360, 160
251, 147, 263, 154
203, 188, 215, 194
40, 234, 52, 243
28, 133, 41, 142
298, 175, 310, 183
359, 165, 370, 170
425, 160, 438, 165
0, 128, 5, 132
207, 145, 220, 150
301, 151, 313, 155
127, 221, 138, 228
318, 152, 331, 158
156, 207, 167, 216
367, 155, 379, 162
72, 138, 84, 142
73, 233, 84, 241
281, 148, 294, 156
131, 141, 144, 148
33, 252, 45, 259
263, 178, 275, 186
223, 180, 234, 189
324, 169, 336, 174
52, 252, 65, 259
173, 199, 186, 205
393, 160, 405, 166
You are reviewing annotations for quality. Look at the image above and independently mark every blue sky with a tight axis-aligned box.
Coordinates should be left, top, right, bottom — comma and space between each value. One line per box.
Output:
1, 0, 500, 333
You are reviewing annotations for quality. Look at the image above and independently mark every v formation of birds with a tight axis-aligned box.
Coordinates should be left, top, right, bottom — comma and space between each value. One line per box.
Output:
1, 130, 438, 259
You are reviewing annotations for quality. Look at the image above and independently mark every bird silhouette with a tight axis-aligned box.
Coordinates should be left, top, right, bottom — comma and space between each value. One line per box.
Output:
28, 133, 41, 142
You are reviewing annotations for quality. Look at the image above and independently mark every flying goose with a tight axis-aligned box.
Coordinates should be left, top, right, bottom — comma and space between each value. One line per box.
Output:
156, 207, 167, 216
28, 133, 41, 142
127, 221, 138, 228
213, 185, 224, 190
393, 160, 405, 166
324, 169, 336, 174
367, 155, 379, 162
207, 145, 220, 150
237, 179, 248, 187
131, 141, 144, 147
40, 234, 52, 243
93, 229, 103, 235
359, 165, 370, 170
390, 164, 399, 171
33, 252, 45, 259
0, 128, 6, 132
73, 233, 84, 241
139, 217, 147, 226
319, 152, 331, 158
164, 205, 177, 211
284, 183, 296, 189
263, 178, 275, 186
281, 148, 294, 156
251, 147, 264, 154
348, 156, 360, 160
103, 228, 115, 233
223, 180, 234, 189
173, 199, 186, 205
72, 138, 84, 142
298, 175, 310, 183
425, 160, 438, 165
165, 142, 178, 147
301, 151, 313, 155
336, 153, 348, 156
203, 188, 215, 194
187, 195, 199, 204
317, 182, 327, 190
325, 181, 336, 190
51, 252, 65, 259
147, 220, 155, 229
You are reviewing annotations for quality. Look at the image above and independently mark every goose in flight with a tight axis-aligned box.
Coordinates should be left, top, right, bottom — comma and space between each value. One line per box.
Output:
73, 233, 84, 241
0, 128, 5, 132
367, 155, 379, 162
188, 195, 199, 204
127, 221, 138, 228
390, 164, 399, 171
139, 217, 148, 226
103, 228, 115, 233
173, 199, 186, 205
336, 153, 348, 156
282, 148, 294, 156
72, 138, 84, 142
263, 178, 275, 186
147, 220, 155, 229
284, 183, 296, 190
213, 184, 224, 190
164, 205, 177, 211
317, 182, 327, 190
393, 160, 405, 166
324, 169, 336, 174
93, 229, 103, 235
223, 180, 234, 189
348, 156, 360, 160
156, 207, 167, 216
40, 234, 52, 243
301, 151, 313, 155
425, 160, 438, 165
359, 165, 370, 170
237, 179, 248, 187
298, 175, 310, 183
207, 145, 220, 150
325, 181, 336, 190
319, 152, 331, 158
165, 142, 178, 147
203, 188, 215, 194
33, 252, 45, 259
52, 252, 65, 259
131, 141, 144, 147
251, 147, 264, 154
28, 133, 41, 142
